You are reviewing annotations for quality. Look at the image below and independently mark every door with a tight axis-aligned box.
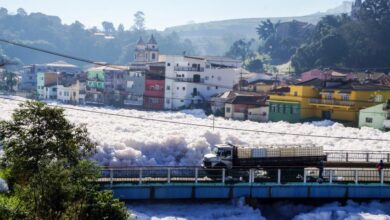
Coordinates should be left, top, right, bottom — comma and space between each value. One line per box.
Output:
322, 110, 331, 120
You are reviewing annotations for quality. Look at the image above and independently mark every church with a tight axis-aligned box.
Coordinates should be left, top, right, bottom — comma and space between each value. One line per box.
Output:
133, 35, 159, 64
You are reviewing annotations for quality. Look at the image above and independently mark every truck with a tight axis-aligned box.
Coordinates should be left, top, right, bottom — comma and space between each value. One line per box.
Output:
203, 144, 327, 181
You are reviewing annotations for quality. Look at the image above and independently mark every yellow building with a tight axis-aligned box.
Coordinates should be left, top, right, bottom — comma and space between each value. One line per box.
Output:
269, 78, 390, 126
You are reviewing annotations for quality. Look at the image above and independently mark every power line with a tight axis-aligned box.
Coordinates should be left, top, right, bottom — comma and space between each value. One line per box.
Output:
0, 38, 235, 90
1, 96, 390, 142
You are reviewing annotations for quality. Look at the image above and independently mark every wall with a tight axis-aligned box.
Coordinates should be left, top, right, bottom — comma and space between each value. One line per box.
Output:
248, 106, 269, 122
144, 79, 165, 109
268, 101, 301, 123
359, 104, 387, 130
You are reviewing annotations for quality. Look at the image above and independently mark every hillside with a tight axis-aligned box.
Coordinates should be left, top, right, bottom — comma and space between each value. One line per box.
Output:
164, 1, 353, 55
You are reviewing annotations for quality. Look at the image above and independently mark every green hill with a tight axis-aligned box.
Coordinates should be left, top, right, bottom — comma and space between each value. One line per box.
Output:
164, 1, 352, 55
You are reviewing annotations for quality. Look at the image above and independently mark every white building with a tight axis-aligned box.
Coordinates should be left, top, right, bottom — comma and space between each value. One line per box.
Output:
159, 55, 241, 110
57, 80, 86, 105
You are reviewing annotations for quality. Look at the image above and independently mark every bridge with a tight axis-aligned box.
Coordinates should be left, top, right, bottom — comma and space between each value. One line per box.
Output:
100, 151, 390, 200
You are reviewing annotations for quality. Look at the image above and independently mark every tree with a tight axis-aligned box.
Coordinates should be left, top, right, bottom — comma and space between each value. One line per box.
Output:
0, 7, 8, 17
256, 19, 279, 40
245, 59, 264, 73
0, 102, 129, 219
102, 21, 115, 34
225, 39, 255, 61
16, 8, 27, 16
117, 24, 125, 33
132, 11, 145, 32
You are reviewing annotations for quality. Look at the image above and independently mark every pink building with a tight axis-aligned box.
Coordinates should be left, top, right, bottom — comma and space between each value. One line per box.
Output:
301, 69, 331, 82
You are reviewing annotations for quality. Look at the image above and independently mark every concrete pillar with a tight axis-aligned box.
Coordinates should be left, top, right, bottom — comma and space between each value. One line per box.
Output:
167, 168, 171, 184
354, 170, 358, 184
381, 169, 384, 185
277, 169, 281, 185
366, 153, 369, 162
110, 168, 113, 188
329, 170, 333, 184
222, 169, 226, 184
195, 168, 198, 184
139, 168, 143, 185
303, 169, 307, 184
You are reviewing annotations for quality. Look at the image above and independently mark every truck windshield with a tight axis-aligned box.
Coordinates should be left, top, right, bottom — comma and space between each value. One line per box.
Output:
216, 148, 231, 158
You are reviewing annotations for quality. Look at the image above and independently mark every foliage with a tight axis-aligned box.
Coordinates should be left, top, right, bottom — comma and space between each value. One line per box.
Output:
0, 8, 195, 65
0, 101, 129, 220
245, 58, 264, 73
257, 19, 314, 65
132, 11, 145, 32
291, 0, 390, 73
225, 39, 255, 61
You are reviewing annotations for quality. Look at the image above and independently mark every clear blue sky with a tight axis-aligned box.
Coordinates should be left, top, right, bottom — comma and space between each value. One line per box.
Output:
1, 0, 349, 30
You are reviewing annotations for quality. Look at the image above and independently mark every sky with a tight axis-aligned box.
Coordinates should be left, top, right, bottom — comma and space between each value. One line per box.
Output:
0, 0, 350, 30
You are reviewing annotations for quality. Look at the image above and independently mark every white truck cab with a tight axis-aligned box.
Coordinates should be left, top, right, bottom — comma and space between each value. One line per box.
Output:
203, 144, 234, 169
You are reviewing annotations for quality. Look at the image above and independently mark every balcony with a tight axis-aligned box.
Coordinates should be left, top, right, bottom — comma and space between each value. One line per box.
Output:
174, 66, 204, 72
309, 98, 355, 107
124, 99, 143, 106
175, 78, 205, 83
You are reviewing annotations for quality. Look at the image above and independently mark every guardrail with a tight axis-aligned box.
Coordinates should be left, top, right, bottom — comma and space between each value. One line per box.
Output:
325, 151, 390, 163
99, 167, 390, 187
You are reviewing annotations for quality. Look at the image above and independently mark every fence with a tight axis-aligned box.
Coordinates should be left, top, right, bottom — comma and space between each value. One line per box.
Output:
326, 150, 390, 163
100, 167, 390, 187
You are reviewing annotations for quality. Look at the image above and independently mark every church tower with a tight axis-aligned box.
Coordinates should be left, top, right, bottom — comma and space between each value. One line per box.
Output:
134, 37, 147, 63
133, 35, 159, 64
146, 35, 159, 62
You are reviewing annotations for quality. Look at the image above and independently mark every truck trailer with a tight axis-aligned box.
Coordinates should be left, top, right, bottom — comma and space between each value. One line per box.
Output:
203, 144, 327, 181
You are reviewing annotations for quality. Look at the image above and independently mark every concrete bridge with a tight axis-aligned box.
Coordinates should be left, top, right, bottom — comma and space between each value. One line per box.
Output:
100, 167, 390, 200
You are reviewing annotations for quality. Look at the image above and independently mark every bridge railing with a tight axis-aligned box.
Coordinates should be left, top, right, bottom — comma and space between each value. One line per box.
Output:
325, 151, 390, 163
99, 167, 390, 187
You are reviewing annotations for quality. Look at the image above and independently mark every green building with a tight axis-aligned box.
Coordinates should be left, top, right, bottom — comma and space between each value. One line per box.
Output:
268, 101, 301, 123
359, 103, 389, 131
87, 69, 105, 90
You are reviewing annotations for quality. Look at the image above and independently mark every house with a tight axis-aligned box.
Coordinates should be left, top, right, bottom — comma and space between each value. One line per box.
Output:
301, 69, 347, 82
37, 72, 60, 100
225, 95, 268, 122
246, 79, 279, 94
347, 72, 390, 86
269, 78, 390, 126
85, 66, 128, 106
133, 35, 159, 65
20, 61, 80, 91
160, 55, 241, 110
210, 90, 263, 115
57, 74, 86, 105
143, 62, 165, 110
358, 102, 389, 131
124, 71, 145, 108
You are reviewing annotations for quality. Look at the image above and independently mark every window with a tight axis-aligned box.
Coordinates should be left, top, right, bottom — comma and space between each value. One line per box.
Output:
292, 106, 299, 114
152, 53, 156, 59
166, 99, 170, 104
205, 76, 209, 80
167, 86, 170, 90
294, 91, 298, 96
207, 86, 210, 91
215, 86, 219, 89
167, 63, 171, 67
375, 95, 383, 102
217, 76, 222, 81
341, 94, 350, 101
278, 105, 282, 113
271, 104, 277, 112
182, 87, 186, 91
181, 100, 184, 103
366, 117, 373, 123
282, 105, 286, 114
177, 87, 179, 90
226, 107, 231, 113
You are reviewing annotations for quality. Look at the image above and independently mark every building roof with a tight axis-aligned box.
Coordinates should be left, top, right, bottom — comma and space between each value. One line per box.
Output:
148, 35, 157, 44
136, 37, 145, 45
228, 95, 267, 105
270, 87, 291, 94
295, 78, 326, 88
337, 82, 390, 91
46, 61, 78, 68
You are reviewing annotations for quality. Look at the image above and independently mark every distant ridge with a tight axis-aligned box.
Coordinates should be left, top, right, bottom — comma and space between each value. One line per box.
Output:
163, 1, 353, 55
